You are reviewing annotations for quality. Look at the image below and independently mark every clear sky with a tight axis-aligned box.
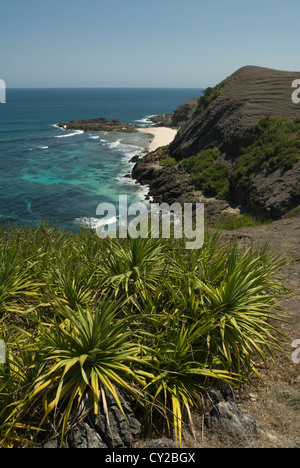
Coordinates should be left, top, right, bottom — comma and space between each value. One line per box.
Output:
1, 0, 300, 88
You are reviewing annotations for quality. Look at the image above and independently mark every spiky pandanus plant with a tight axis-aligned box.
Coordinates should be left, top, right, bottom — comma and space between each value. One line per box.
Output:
29, 294, 149, 445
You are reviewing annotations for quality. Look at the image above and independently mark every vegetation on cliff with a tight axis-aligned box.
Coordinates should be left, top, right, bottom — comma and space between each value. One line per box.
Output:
163, 66, 300, 218
0, 222, 290, 447
197, 80, 226, 113
159, 117, 300, 214
233, 117, 300, 189
179, 149, 230, 200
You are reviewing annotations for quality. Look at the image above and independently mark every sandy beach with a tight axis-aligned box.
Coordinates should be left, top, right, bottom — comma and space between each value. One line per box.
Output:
138, 127, 177, 152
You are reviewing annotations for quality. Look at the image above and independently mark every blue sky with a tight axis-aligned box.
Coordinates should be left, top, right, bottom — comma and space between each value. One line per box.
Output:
1, 0, 300, 88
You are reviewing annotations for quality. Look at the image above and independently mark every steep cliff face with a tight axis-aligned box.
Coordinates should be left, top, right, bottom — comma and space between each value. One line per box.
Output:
133, 66, 300, 219
170, 66, 300, 161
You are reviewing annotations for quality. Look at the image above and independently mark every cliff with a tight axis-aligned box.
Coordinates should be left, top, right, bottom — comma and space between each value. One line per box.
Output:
133, 66, 300, 219
170, 66, 300, 159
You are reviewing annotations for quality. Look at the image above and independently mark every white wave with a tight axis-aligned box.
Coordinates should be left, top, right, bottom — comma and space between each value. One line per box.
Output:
96, 216, 118, 228
75, 216, 118, 230
39, 146, 48, 150
134, 115, 156, 125
107, 140, 121, 149
89, 135, 100, 140
54, 130, 84, 138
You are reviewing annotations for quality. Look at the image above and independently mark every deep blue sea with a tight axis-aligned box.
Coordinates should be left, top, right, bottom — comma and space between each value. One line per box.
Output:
0, 88, 201, 231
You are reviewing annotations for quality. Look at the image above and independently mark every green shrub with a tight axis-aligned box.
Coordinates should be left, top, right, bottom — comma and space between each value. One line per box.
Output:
233, 117, 300, 189
180, 149, 230, 199
212, 214, 270, 230
158, 145, 170, 161
160, 157, 177, 167
198, 80, 226, 113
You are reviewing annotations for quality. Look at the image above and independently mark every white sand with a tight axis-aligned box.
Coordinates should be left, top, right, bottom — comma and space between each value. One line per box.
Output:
138, 127, 177, 152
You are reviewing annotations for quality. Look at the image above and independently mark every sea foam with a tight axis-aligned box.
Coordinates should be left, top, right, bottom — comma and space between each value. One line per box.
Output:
75, 216, 118, 230
54, 130, 84, 138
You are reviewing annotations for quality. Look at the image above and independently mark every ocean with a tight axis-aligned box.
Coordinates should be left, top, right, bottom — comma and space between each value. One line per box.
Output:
0, 88, 201, 232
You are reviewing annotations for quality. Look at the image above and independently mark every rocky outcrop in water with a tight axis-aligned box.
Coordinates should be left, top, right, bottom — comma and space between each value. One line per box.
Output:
58, 117, 138, 133
149, 97, 199, 128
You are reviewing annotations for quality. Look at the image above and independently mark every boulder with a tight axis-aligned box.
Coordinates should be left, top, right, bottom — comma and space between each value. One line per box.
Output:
204, 386, 257, 439
68, 422, 108, 449
89, 389, 141, 448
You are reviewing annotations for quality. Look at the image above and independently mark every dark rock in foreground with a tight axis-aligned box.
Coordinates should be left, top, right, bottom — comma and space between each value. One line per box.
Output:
88, 389, 141, 449
204, 386, 257, 440
144, 438, 177, 448
39, 383, 261, 448
58, 117, 138, 133
68, 422, 108, 449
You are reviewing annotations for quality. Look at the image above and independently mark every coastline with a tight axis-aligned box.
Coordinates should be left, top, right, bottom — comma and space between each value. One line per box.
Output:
138, 126, 178, 152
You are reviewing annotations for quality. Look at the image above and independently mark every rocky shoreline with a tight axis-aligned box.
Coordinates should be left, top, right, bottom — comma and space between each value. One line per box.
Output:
58, 117, 138, 133
131, 147, 241, 223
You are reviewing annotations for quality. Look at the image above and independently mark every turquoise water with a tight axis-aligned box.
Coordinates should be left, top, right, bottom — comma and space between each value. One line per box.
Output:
0, 88, 201, 231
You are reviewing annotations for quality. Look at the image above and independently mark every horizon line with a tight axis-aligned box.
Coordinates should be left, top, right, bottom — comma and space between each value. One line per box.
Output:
6, 86, 205, 90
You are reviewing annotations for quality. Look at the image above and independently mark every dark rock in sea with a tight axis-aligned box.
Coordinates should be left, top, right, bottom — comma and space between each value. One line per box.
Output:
148, 97, 199, 129
204, 386, 257, 439
124, 173, 131, 178
129, 155, 140, 163
58, 117, 138, 133
149, 114, 173, 127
